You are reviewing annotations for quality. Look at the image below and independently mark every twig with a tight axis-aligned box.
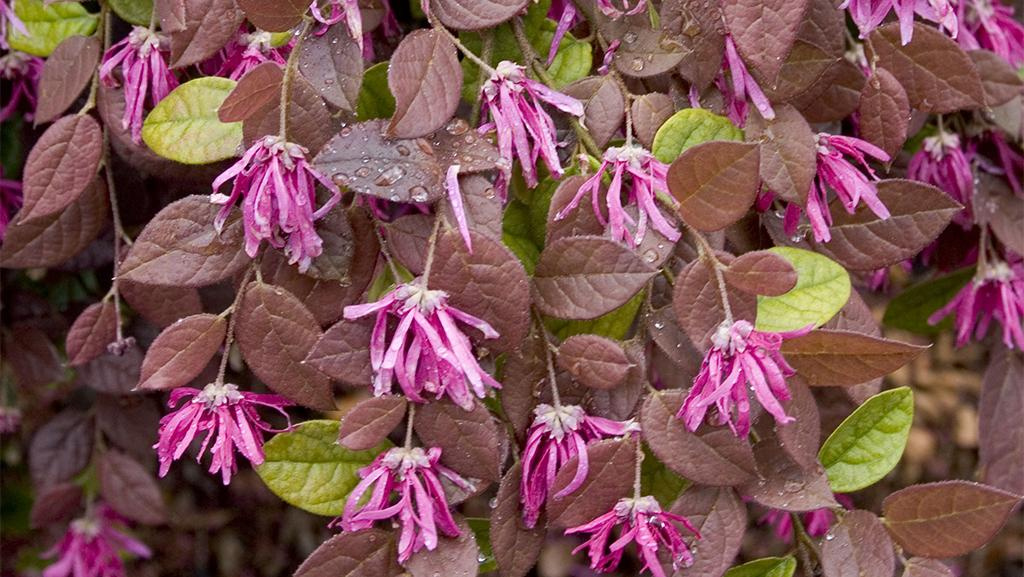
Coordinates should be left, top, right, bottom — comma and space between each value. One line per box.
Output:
215, 265, 256, 385
279, 20, 313, 140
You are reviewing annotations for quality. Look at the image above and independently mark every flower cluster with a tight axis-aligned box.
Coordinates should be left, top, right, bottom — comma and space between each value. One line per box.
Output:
678, 319, 812, 437
1, 167, 23, 240
0, 50, 41, 123
99, 26, 178, 144
342, 282, 501, 410
930, 257, 1024, 350
957, 0, 1024, 67
555, 144, 680, 247
337, 446, 472, 563
842, 0, 958, 44
701, 35, 775, 126
1, 0, 26, 50
759, 494, 854, 543
42, 505, 151, 577
520, 403, 638, 527
566, 496, 699, 577
155, 382, 293, 485
311, 0, 364, 49
215, 28, 290, 80
211, 135, 342, 272
908, 131, 974, 226
596, 0, 647, 19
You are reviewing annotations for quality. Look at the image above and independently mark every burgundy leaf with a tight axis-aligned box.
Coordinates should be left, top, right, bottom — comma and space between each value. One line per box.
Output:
821, 510, 895, 577
243, 72, 337, 153
2, 326, 64, 389
741, 440, 837, 512
667, 141, 761, 232
794, 58, 865, 124
500, 335, 545, 438
405, 517, 479, 577
547, 437, 637, 528
29, 409, 94, 488
95, 394, 161, 464
903, 558, 955, 577
119, 196, 250, 287
304, 318, 374, 387
218, 62, 283, 123
427, 121, 503, 176
120, 282, 204, 328
723, 250, 798, 296
630, 93, 674, 149
98, 450, 167, 525
260, 248, 349, 327
430, 230, 531, 353
641, 391, 757, 486
78, 346, 144, 395
430, 0, 529, 30
858, 68, 911, 159
746, 104, 816, 205
589, 340, 646, 421
66, 300, 117, 367
781, 329, 926, 387
30, 482, 83, 529
35, 36, 102, 124
338, 396, 408, 450
298, 24, 363, 113
19, 115, 103, 222
557, 334, 631, 390
976, 173, 1024, 256
601, 13, 686, 78
563, 77, 625, 148
812, 179, 962, 271
723, 0, 809, 83
235, 282, 335, 410
668, 486, 746, 577
546, 175, 605, 244
866, 22, 984, 114
295, 528, 402, 577
155, 0, 186, 32
672, 257, 758, 350
491, 463, 545, 577
170, 0, 245, 68
533, 236, 657, 321
387, 29, 462, 138
882, 480, 1022, 558
664, 0, 726, 91
137, 313, 227, 391
236, 0, 308, 32
766, 0, 844, 103
969, 49, 1024, 107
979, 347, 1024, 496
414, 400, 501, 482
440, 177, 504, 254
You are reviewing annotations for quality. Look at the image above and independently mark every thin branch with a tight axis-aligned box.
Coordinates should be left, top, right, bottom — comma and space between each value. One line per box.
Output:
279, 20, 313, 140
215, 265, 257, 385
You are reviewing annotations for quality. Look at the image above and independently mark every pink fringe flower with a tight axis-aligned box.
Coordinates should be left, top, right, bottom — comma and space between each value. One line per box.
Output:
979, 131, 1024, 196
908, 132, 973, 226
957, 0, 1024, 68
520, 404, 638, 528
555, 144, 681, 247
155, 382, 293, 485
786, 133, 891, 243
1, 0, 27, 50
841, 0, 958, 44
714, 35, 775, 126
337, 446, 472, 563
929, 257, 1024, 349
311, 0, 363, 50
565, 496, 700, 577
42, 505, 151, 577
99, 26, 178, 144
1, 167, 23, 241
0, 50, 41, 122
216, 29, 290, 80
211, 135, 342, 272
547, 0, 580, 65
678, 319, 813, 437
479, 61, 584, 190
759, 494, 854, 543
343, 282, 501, 410
597, 0, 647, 19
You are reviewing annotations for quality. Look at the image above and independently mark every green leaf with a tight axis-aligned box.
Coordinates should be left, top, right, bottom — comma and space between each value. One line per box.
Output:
652, 109, 743, 164
724, 557, 798, 577
7, 0, 98, 57
356, 61, 396, 120
641, 446, 689, 506
883, 267, 974, 335
502, 199, 541, 274
819, 387, 914, 493
256, 420, 391, 516
547, 291, 645, 340
108, 0, 153, 26
466, 518, 497, 572
756, 247, 851, 333
142, 77, 242, 165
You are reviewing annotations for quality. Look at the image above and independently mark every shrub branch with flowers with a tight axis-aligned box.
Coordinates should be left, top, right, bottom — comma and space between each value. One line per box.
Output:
1, 0, 1022, 575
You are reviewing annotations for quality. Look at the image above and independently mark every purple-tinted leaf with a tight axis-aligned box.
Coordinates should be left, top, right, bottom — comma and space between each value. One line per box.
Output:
668, 486, 746, 577
812, 180, 962, 271
95, 394, 161, 464
866, 22, 984, 114
170, 0, 245, 68
723, 250, 798, 296
98, 450, 167, 525
723, 0, 809, 83
338, 396, 407, 450
243, 72, 337, 153
882, 480, 1022, 558
672, 257, 757, 350
260, 249, 348, 327
427, 119, 502, 176
588, 340, 645, 421
30, 482, 83, 529
430, 0, 529, 30
235, 282, 335, 410
631, 93, 674, 149
29, 409, 94, 488
557, 334, 630, 390
546, 175, 605, 244
742, 440, 837, 512
406, 517, 479, 577
500, 335, 544, 438
903, 558, 955, 577
119, 196, 250, 287
78, 346, 144, 395
766, 0, 844, 103
821, 510, 895, 577
979, 347, 1024, 496
430, 230, 531, 353
2, 326, 64, 389
305, 318, 374, 387
120, 282, 204, 328
414, 400, 501, 482
547, 437, 637, 528
491, 463, 544, 577
155, 0, 186, 32
19, 115, 102, 222
138, 313, 227, 391
601, 12, 686, 78
533, 236, 656, 321
66, 300, 117, 367
299, 24, 363, 113
781, 329, 926, 386
664, 0, 725, 90
859, 68, 911, 159
976, 173, 1024, 256
383, 214, 432, 275
218, 61, 283, 122
641, 391, 757, 486
773, 378, 821, 469
295, 528, 403, 577
35, 36, 101, 124
969, 49, 1023, 107
388, 29, 462, 138
746, 104, 816, 205
563, 77, 625, 148
794, 58, 865, 123
667, 141, 760, 231
440, 175, 503, 241
236, 0, 307, 32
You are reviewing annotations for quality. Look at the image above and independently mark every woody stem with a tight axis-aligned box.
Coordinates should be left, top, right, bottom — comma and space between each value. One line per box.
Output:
686, 225, 734, 324
420, 214, 443, 287
216, 265, 256, 385
279, 19, 312, 141
533, 309, 562, 409
633, 437, 644, 500
373, 225, 403, 282
426, 10, 497, 75
404, 403, 416, 449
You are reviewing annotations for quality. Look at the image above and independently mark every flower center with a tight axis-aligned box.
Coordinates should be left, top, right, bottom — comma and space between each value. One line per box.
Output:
396, 283, 448, 314
982, 261, 1013, 283
0, 52, 31, 77
70, 517, 101, 539
242, 30, 274, 52
533, 403, 585, 440
382, 447, 431, 475
614, 495, 662, 519
196, 382, 244, 408
606, 144, 651, 169
128, 26, 163, 57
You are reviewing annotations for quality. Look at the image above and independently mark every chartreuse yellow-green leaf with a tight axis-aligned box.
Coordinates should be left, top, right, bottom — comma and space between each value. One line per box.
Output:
819, 387, 914, 492
724, 556, 797, 577
107, 0, 153, 26
256, 420, 391, 516
756, 247, 850, 333
652, 108, 743, 164
7, 0, 98, 56
142, 77, 242, 165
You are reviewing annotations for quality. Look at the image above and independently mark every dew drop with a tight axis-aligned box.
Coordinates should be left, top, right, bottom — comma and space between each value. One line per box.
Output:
446, 117, 470, 135
396, 144, 411, 156
375, 165, 406, 186
653, 321, 665, 329
643, 249, 659, 263
354, 167, 371, 178
339, 126, 353, 137
410, 186, 429, 202
630, 57, 645, 72
824, 532, 836, 541
488, 497, 498, 508
623, 31, 639, 44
